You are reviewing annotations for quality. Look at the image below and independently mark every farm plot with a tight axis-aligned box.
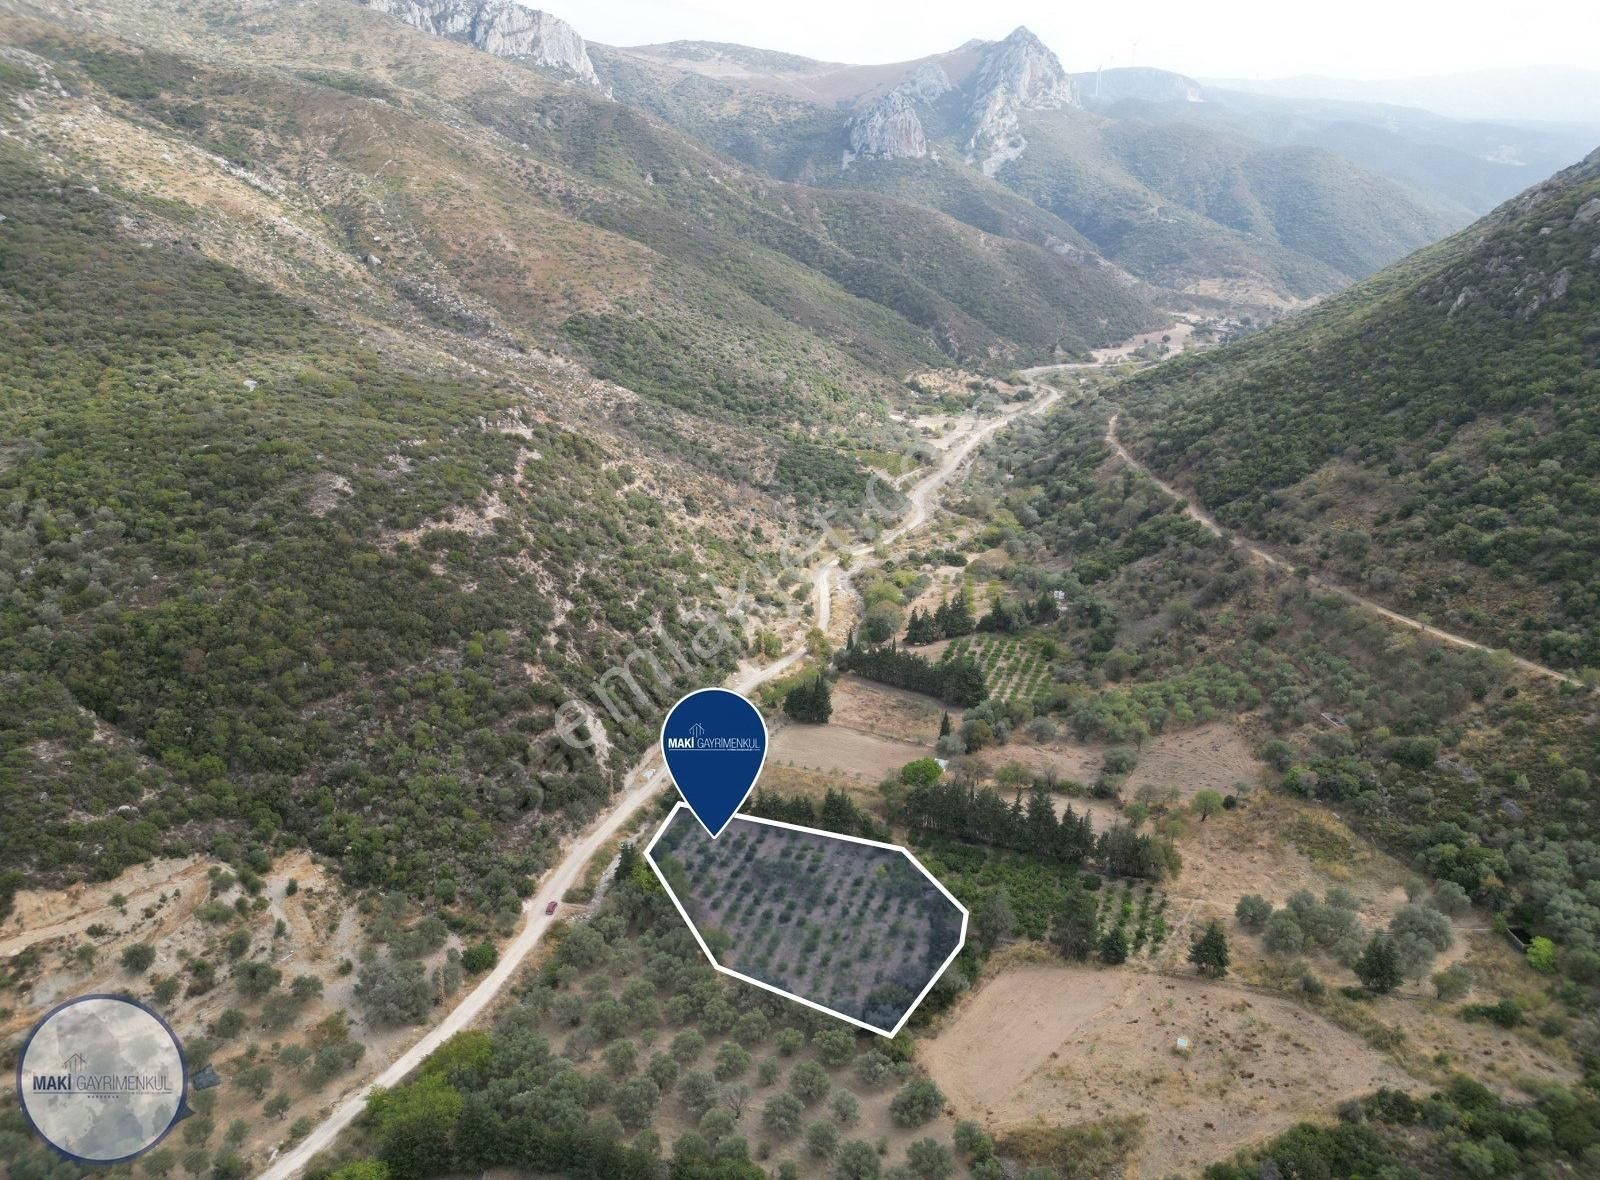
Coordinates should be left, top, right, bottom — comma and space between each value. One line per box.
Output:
914, 839, 1169, 956
649, 807, 965, 1033
941, 634, 1052, 703
1097, 878, 1170, 961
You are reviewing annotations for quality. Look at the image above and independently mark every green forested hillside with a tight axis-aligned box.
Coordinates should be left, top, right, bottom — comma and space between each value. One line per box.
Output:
1100, 122, 1455, 279
937, 394, 1600, 1093
0, 138, 730, 912
0, 0, 1146, 918
1076, 71, 1600, 220
1117, 148, 1600, 667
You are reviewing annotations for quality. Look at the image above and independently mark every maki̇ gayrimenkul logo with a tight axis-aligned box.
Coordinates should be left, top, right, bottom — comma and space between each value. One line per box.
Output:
659, 688, 768, 838
17, 995, 189, 1164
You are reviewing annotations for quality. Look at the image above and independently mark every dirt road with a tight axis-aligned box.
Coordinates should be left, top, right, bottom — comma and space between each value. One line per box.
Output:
1105, 412, 1580, 686
258, 390, 1057, 1179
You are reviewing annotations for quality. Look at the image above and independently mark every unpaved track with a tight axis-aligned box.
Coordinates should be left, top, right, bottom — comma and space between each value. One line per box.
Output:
257, 390, 1055, 1179
1105, 412, 1580, 686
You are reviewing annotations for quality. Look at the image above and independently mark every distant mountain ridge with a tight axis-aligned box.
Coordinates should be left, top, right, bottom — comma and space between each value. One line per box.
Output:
1211, 66, 1600, 127
598, 27, 1468, 306
1076, 66, 1600, 220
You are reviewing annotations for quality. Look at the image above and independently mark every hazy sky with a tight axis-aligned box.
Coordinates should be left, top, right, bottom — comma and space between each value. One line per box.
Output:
559, 0, 1600, 80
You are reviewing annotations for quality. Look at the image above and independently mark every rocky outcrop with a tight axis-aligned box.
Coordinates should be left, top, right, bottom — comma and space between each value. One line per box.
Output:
840, 63, 952, 166
899, 62, 953, 103
360, 1, 601, 87
845, 90, 929, 163
963, 26, 1076, 176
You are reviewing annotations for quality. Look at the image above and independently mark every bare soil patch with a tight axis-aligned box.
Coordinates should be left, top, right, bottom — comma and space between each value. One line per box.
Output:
924, 962, 1413, 1178
1160, 794, 1414, 965
1050, 795, 1127, 833
768, 721, 931, 782
828, 675, 947, 743
758, 764, 888, 815
983, 721, 1263, 799
1125, 723, 1265, 801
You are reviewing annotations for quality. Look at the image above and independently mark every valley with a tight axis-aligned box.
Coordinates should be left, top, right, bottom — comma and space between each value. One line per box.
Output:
0, 2, 1597, 1180
251, 372, 1061, 1180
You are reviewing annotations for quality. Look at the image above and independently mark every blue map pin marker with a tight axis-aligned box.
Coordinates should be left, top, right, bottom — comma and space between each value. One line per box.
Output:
660, 688, 768, 838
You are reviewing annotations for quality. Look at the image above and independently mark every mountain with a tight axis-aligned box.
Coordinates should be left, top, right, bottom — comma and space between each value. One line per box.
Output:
601, 28, 1466, 307
0, 0, 1166, 902
1214, 66, 1600, 128
1115, 147, 1600, 668
358, 0, 601, 86
1079, 67, 1600, 220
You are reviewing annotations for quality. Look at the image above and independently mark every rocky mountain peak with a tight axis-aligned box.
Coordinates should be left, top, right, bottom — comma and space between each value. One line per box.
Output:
979, 26, 1075, 111
962, 25, 1076, 176
359, 1, 601, 87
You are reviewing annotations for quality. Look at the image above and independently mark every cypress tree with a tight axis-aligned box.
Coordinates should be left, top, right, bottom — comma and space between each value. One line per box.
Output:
1355, 933, 1403, 995
1189, 920, 1230, 978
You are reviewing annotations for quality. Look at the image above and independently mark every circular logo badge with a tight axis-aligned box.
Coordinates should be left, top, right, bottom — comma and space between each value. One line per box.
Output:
16, 995, 187, 1164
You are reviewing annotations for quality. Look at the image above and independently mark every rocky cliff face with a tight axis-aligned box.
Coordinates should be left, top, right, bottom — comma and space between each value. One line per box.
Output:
360, 1, 600, 86
845, 90, 929, 163
841, 64, 952, 165
963, 27, 1077, 176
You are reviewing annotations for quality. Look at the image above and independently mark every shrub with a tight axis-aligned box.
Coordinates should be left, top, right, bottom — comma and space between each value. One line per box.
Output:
713, 1041, 750, 1081
775, 1028, 805, 1056
461, 942, 497, 973
831, 1138, 877, 1176
1461, 999, 1523, 1028
355, 957, 432, 1026
807, 1120, 840, 1160
1526, 936, 1557, 974
1432, 881, 1472, 916
1235, 895, 1272, 932
1188, 920, 1230, 978
814, 1028, 854, 1068
1098, 926, 1128, 965
762, 1092, 805, 1139
116, 942, 156, 974
905, 1138, 955, 1180
1355, 934, 1403, 995
888, 1078, 943, 1128
790, 1059, 830, 1104
1263, 910, 1306, 954
854, 1051, 893, 1087
1432, 964, 1473, 1002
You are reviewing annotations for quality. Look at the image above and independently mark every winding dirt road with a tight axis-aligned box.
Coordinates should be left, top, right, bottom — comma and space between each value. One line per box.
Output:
257, 389, 1056, 1179
1104, 412, 1580, 686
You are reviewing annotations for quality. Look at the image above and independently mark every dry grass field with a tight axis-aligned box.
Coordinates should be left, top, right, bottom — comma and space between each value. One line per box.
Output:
924, 959, 1413, 1178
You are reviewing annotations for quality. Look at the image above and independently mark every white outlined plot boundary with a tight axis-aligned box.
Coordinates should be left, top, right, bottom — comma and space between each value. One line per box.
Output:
643, 801, 969, 1038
